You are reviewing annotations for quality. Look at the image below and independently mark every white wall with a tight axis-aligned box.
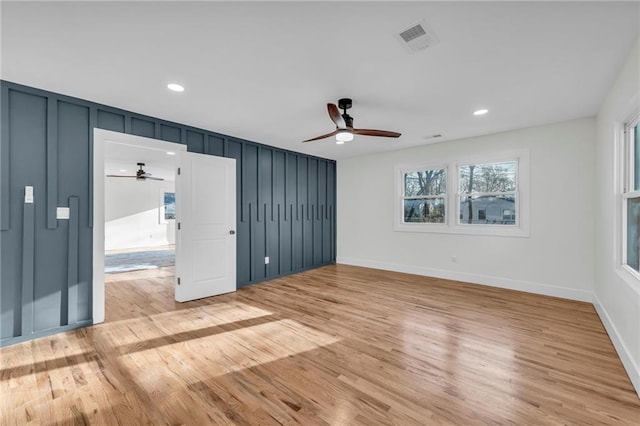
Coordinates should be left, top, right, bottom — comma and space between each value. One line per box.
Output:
105, 178, 176, 250
337, 117, 596, 302
594, 38, 640, 394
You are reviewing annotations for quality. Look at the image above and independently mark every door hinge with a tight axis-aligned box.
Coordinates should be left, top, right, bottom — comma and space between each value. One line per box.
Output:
177, 277, 181, 285
178, 222, 181, 230
177, 167, 181, 175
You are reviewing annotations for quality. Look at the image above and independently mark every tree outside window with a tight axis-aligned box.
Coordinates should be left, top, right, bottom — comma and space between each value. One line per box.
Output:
402, 168, 447, 224
458, 161, 517, 225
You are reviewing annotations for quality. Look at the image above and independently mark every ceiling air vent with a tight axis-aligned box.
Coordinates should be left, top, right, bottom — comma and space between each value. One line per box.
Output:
395, 20, 439, 53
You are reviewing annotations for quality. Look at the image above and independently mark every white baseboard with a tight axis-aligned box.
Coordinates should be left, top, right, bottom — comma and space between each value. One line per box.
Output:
336, 257, 593, 302
593, 294, 640, 397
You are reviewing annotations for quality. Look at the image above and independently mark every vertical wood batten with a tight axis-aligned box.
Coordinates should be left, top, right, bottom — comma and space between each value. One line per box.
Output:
46, 98, 58, 229
88, 107, 97, 228
1, 85, 10, 230
20, 202, 35, 337
67, 197, 79, 325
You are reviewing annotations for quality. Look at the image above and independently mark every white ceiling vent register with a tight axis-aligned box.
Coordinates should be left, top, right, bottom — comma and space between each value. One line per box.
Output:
395, 20, 439, 53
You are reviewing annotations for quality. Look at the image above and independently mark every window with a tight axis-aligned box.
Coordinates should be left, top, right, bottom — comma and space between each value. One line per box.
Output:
395, 150, 529, 236
457, 161, 518, 226
623, 115, 640, 274
160, 191, 175, 223
401, 167, 447, 223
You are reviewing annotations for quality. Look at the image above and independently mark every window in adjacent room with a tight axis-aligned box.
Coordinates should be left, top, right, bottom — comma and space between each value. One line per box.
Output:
623, 115, 640, 274
457, 161, 518, 226
160, 191, 176, 223
401, 167, 447, 224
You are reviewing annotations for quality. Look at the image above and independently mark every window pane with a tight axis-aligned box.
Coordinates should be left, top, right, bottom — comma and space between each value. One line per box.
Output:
459, 195, 516, 225
404, 198, 445, 223
404, 169, 446, 196
634, 123, 639, 191
459, 161, 517, 193
164, 192, 176, 220
627, 197, 640, 272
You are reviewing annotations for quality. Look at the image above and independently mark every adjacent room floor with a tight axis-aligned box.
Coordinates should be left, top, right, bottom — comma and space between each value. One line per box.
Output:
1, 265, 638, 424
104, 245, 175, 274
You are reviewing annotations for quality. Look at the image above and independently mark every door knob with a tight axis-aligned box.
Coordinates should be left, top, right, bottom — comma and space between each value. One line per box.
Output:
229, 230, 235, 235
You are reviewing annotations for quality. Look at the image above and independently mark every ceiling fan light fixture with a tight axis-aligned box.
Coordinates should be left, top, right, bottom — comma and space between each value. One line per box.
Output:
336, 129, 354, 143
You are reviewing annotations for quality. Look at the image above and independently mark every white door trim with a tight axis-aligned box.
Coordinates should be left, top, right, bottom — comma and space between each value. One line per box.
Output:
92, 129, 186, 324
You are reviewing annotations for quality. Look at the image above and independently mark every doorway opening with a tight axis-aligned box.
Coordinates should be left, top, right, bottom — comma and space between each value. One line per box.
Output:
93, 129, 238, 325
93, 129, 186, 324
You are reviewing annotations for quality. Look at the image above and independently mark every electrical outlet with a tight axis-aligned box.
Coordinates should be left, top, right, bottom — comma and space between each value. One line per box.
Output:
265, 256, 270, 264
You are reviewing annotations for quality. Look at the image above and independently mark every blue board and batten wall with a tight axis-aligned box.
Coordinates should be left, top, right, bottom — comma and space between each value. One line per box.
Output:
0, 80, 337, 346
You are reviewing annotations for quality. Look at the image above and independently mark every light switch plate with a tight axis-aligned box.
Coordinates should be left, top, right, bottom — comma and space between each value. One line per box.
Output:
25, 186, 34, 204
56, 207, 70, 220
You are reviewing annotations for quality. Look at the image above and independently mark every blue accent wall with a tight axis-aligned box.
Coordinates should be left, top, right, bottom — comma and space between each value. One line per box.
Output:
0, 80, 336, 346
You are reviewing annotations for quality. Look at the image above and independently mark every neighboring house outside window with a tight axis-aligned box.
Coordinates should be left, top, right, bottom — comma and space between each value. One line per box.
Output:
457, 161, 518, 226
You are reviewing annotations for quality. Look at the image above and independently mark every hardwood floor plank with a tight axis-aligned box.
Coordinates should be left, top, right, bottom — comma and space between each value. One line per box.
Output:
1, 264, 638, 425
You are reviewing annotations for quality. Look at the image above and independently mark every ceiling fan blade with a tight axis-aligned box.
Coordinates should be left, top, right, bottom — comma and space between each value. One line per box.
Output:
353, 128, 401, 138
106, 174, 135, 178
303, 129, 339, 142
144, 176, 164, 181
327, 103, 345, 128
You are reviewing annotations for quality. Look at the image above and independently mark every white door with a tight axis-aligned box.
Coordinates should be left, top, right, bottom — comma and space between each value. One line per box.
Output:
175, 152, 236, 302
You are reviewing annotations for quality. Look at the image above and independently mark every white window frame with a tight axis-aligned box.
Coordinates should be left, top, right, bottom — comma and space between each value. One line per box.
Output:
621, 113, 640, 280
395, 149, 530, 237
456, 159, 520, 228
395, 163, 448, 231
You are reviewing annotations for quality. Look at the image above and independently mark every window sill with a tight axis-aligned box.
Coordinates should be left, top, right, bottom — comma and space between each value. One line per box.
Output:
394, 222, 530, 238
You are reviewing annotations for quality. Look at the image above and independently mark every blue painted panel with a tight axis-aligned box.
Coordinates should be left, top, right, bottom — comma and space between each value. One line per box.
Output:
244, 144, 258, 222
258, 147, 272, 221
209, 135, 224, 156
285, 153, 297, 221
1, 90, 47, 340
186, 130, 204, 153
160, 124, 181, 143
297, 156, 308, 220
224, 140, 250, 286
131, 117, 155, 138
97, 109, 125, 132
273, 151, 285, 217
46, 99, 58, 229
57, 101, 91, 322
21, 203, 35, 336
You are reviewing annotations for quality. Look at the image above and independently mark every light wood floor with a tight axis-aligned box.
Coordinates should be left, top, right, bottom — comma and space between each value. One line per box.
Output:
1, 265, 638, 425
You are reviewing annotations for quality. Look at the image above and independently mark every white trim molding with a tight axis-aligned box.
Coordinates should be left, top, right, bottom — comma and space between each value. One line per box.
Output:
593, 294, 640, 397
337, 257, 593, 302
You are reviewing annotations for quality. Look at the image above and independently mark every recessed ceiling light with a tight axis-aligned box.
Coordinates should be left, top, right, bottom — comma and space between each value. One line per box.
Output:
166, 151, 176, 156
119, 169, 127, 172
167, 83, 184, 92
473, 109, 489, 116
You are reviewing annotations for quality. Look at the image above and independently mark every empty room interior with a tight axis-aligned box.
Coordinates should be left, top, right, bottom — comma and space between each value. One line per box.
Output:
1, 1, 640, 424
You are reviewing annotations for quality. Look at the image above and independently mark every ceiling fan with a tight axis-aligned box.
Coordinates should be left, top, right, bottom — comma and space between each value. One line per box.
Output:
303, 98, 401, 143
107, 162, 164, 181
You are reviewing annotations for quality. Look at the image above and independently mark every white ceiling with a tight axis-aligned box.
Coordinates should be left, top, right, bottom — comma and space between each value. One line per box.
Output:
2, 1, 638, 161
104, 141, 178, 182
